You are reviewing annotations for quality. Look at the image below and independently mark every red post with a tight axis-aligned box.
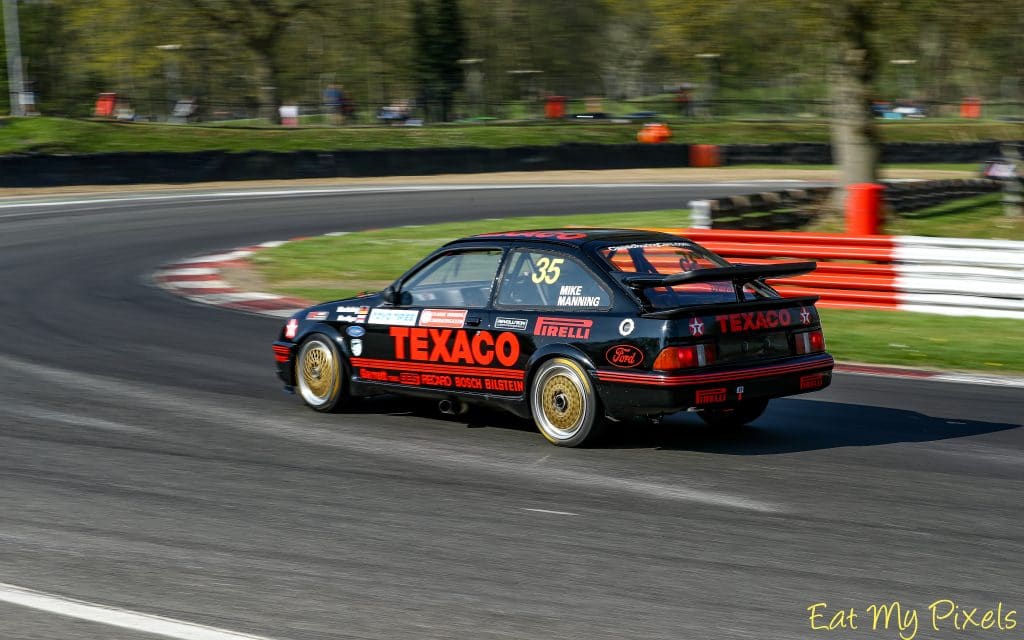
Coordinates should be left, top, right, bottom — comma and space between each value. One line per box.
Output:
845, 183, 886, 235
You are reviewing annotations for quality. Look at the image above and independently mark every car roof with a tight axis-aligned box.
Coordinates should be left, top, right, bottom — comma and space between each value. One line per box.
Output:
452, 228, 689, 249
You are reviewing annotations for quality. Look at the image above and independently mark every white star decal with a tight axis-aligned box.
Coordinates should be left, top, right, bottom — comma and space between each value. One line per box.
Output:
689, 318, 704, 336
800, 309, 812, 325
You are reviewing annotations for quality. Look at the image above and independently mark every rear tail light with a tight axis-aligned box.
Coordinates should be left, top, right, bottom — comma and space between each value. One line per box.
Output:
794, 329, 825, 355
653, 343, 716, 370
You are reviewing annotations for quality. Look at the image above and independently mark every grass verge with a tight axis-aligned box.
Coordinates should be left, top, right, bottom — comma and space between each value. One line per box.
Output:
252, 212, 1023, 374
2, 116, 1022, 154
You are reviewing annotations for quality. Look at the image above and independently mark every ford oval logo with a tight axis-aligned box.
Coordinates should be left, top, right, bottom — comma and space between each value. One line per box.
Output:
346, 325, 366, 337
605, 344, 644, 368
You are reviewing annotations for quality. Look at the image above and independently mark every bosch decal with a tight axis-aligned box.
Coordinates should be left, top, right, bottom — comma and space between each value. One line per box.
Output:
605, 345, 644, 369
389, 328, 520, 367
494, 317, 529, 331
369, 308, 419, 326
346, 325, 366, 337
419, 309, 468, 328
715, 309, 795, 333
534, 317, 592, 340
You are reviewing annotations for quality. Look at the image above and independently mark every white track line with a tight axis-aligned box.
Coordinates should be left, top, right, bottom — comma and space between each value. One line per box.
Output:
523, 508, 579, 516
0, 582, 279, 640
0, 182, 811, 214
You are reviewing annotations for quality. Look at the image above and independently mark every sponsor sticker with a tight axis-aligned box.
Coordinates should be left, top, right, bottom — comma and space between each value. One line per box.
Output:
369, 308, 419, 326
346, 325, 365, 337
350, 338, 363, 357
800, 308, 812, 325
534, 317, 592, 340
337, 314, 362, 322
618, 318, 635, 336
420, 308, 468, 328
390, 327, 520, 366
715, 309, 795, 333
556, 284, 602, 307
605, 344, 644, 368
695, 388, 727, 404
475, 231, 586, 241
736, 385, 745, 400
337, 305, 364, 313
306, 311, 329, 321
284, 318, 298, 340
494, 317, 529, 331
689, 317, 705, 336
800, 373, 825, 390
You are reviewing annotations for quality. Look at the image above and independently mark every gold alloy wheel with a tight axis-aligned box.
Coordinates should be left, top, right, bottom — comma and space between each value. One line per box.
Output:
530, 358, 594, 444
297, 338, 339, 407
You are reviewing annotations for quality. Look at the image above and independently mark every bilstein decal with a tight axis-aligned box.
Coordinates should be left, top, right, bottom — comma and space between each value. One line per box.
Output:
605, 345, 644, 368
389, 328, 520, 367
534, 317, 592, 339
715, 309, 795, 333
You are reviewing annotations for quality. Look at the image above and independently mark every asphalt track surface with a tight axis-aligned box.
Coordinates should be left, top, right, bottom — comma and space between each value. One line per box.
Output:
0, 182, 1021, 640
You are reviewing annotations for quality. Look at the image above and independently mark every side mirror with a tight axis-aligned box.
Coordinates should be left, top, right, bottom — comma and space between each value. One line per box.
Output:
383, 286, 398, 305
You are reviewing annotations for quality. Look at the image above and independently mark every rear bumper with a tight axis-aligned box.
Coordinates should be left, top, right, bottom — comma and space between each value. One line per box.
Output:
594, 353, 834, 417
273, 342, 294, 386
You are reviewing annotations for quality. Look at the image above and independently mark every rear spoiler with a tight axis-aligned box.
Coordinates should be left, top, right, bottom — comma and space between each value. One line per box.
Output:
620, 261, 817, 289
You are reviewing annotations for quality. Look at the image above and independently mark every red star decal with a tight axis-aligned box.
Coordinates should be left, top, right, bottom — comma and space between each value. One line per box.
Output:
285, 319, 299, 339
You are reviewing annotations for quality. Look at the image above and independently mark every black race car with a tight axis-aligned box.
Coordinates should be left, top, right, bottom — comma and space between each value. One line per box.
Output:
272, 229, 834, 446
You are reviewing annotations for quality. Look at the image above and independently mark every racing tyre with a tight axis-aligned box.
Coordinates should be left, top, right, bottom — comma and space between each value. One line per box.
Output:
699, 398, 769, 429
530, 357, 604, 447
295, 333, 349, 412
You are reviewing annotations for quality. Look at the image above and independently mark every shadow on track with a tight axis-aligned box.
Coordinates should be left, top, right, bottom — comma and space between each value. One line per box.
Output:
359, 396, 1019, 454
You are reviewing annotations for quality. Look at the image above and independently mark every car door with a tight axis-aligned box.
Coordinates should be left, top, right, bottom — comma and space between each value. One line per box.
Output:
353, 247, 509, 393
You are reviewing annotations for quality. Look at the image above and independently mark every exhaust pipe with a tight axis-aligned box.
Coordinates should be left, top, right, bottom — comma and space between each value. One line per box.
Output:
438, 398, 467, 415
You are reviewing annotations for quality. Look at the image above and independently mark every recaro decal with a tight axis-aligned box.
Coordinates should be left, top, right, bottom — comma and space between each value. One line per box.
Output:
389, 327, 520, 366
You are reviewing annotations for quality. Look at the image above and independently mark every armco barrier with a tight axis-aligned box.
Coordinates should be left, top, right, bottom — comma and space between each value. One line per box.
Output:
655, 229, 1024, 319
1, 140, 1022, 188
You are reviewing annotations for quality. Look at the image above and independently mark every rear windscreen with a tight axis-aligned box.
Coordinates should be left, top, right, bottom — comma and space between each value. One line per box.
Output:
599, 241, 776, 309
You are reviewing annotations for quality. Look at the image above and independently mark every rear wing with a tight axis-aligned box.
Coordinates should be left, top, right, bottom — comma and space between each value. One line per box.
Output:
620, 261, 817, 289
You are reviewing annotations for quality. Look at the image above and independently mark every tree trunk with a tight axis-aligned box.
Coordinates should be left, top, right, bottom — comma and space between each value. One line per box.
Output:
830, 1, 880, 206
255, 50, 281, 124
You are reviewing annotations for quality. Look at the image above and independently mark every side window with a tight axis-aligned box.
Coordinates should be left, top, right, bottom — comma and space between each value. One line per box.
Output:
401, 249, 502, 307
496, 250, 611, 309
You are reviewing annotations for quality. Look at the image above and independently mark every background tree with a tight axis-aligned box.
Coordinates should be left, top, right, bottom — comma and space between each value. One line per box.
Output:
181, 0, 321, 122
830, 0, 881, 192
